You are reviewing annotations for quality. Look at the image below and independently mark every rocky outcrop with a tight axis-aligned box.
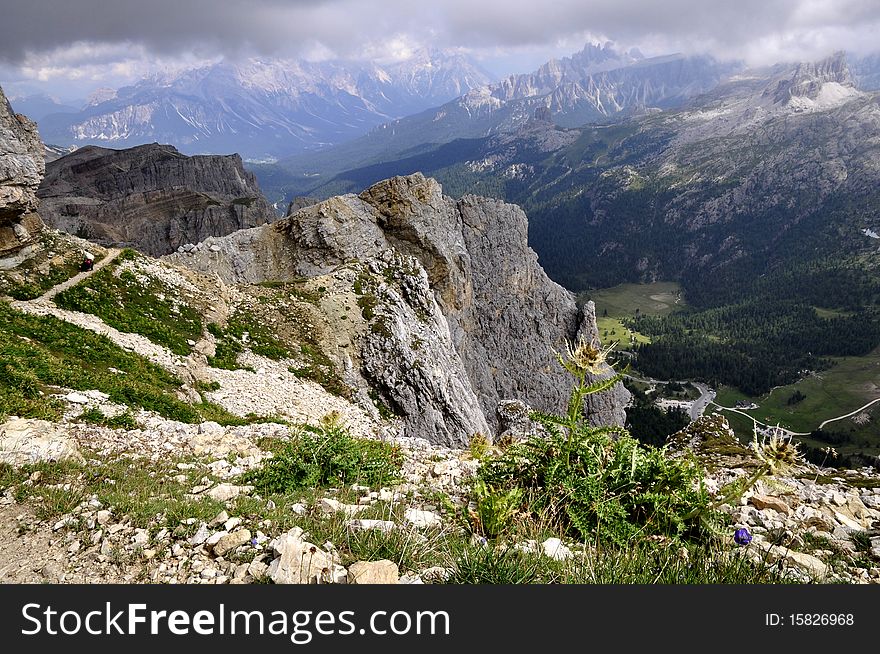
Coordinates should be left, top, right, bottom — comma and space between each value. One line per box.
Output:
168, 173, 629, 444
767, 51, 854, 105
0, 84, 45, 255
37, 143, 277, 256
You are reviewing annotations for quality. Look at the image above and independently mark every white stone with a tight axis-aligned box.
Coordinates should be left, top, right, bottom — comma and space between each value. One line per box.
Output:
65, 392, 89, 404
223, 517, 242, 531
207, 484, 252, 502
248, 560, 269, 580
833, 511, 864, 532
132, 529, 149, 546
205, 531, 227, 547
209, 510, 230, 527
542, 537, 574, 561
399, 574, 424, 584
267, 528, 337, 584
189, 523, 211, 546
348, 519, 396, 533
319, 497, 367, 517
403, 508, 442, 528
212, 529, 252, 557
0, 418, 83, 466
348, 560, 399, 584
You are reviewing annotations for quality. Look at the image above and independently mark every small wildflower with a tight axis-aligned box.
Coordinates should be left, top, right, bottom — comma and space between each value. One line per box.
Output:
734, 527, 752, 546
251, 537, 258, 546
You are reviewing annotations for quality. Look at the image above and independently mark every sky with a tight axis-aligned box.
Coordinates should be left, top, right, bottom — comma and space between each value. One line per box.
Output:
1, 0, 879, 102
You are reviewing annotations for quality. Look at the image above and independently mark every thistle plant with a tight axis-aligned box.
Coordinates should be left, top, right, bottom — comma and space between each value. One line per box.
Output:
549, 336, 627, 439
752, 427, 801, 474
477, 336, 714, 545
689, 424, 804, 520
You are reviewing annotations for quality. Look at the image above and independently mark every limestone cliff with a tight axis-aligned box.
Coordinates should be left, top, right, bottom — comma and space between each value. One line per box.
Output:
0, 85, 45, 255
168, 174, 629, 444
37, 143, 277, 256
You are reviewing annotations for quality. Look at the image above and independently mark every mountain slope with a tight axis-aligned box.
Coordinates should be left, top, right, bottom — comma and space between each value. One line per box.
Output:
167, 173, 629, 440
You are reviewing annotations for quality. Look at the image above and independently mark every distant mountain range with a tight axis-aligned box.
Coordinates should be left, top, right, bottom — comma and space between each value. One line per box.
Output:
276, 50, 880, 288
269, 49, 880, 400
262, 43, 739, 199
27, 49, 494, 161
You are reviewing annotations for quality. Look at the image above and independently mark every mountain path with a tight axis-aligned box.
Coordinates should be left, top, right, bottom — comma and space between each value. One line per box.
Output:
10, 246, 188, 378
36, 247, 122, 302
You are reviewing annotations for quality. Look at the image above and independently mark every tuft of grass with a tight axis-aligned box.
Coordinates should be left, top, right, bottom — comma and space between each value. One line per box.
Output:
850, 530, 871, 553
78, 407, 139, 430
0, 462, 27, 492
444, 540, 797, 584
445, 546, 542, 584
242, 419, 402, 493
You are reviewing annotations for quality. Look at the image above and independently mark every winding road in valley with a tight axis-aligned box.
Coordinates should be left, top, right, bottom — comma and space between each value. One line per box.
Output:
710, 397, 880, 437
624, 374, 715, 420
626, 372, 878, 437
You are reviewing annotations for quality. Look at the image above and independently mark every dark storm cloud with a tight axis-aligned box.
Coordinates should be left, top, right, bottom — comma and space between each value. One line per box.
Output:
1, 0, 879, 66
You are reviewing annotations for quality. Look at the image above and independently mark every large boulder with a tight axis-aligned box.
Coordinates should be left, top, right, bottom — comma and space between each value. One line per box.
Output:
0, 418, 82, 466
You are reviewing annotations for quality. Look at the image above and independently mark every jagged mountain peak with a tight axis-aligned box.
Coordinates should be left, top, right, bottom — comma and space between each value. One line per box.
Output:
767, 50, 856, 106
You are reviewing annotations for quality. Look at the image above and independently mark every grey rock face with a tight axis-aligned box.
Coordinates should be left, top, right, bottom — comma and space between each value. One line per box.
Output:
168, 173, 629, 444
37, 143, 277, 256
496, 400, 545, 443
357, 251, 491, 447
0, 84, 45, 255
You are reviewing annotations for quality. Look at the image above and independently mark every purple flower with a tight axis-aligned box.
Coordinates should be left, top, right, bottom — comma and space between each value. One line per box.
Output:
734, 527, 752, 546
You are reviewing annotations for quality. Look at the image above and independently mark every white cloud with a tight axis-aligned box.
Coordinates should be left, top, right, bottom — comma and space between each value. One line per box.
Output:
1, 0, 878, 96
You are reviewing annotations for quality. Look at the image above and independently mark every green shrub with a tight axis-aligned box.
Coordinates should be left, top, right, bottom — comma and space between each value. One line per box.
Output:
78, 407, 139, 430
243, 419, 402, 493
467, 479, 523, 540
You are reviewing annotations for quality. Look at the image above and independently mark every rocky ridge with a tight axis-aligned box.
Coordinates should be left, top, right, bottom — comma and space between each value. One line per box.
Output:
0, 86, 45, 255
166, 173, 629, 440
37, 143, 277, 256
